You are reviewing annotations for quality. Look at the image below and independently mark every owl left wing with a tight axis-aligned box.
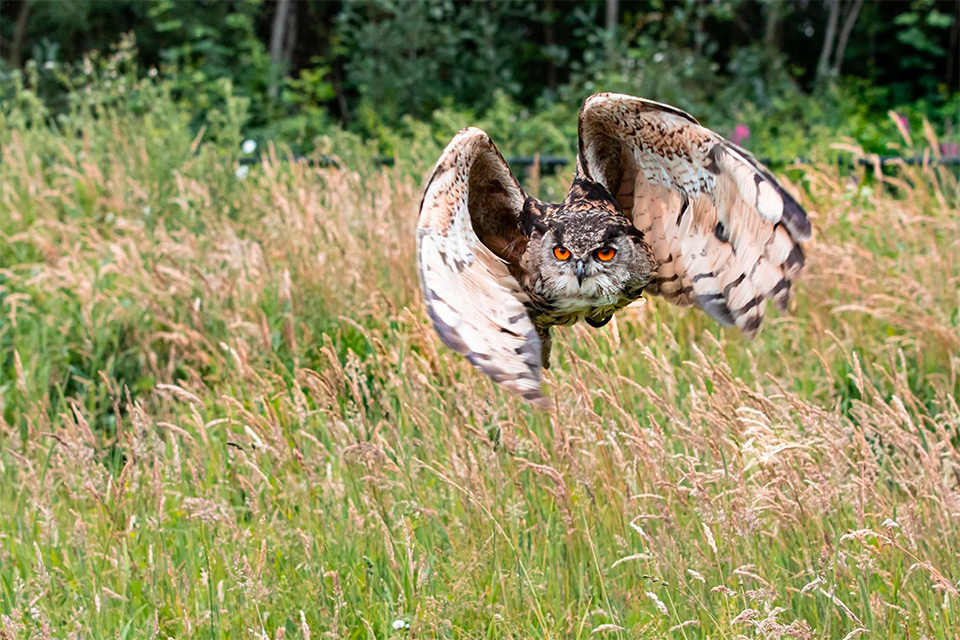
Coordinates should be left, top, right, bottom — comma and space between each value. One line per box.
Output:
417, 127, 547, 405
577, 93, 811, 337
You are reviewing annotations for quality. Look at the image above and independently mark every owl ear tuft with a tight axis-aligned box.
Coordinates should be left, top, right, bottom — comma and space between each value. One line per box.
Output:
521, 197, 548, 236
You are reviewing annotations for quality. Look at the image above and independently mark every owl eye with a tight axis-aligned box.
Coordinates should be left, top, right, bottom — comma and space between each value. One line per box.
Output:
596, 247, 617, 262
553, 246, 571, 261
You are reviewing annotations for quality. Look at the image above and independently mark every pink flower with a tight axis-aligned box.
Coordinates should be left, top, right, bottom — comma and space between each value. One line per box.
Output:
731, 124, 751, 146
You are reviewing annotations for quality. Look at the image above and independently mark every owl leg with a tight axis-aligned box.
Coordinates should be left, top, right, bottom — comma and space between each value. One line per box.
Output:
537, 326, 552, 369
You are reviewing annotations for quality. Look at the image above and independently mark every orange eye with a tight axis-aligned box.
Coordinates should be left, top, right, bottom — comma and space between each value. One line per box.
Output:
553, 246, 571, 261
596, 247, 617, 261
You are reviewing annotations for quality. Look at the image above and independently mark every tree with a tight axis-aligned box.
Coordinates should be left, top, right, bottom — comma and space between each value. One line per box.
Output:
831, 0, 864, 77
816, 0, 865, 90
268, 0, 295, 101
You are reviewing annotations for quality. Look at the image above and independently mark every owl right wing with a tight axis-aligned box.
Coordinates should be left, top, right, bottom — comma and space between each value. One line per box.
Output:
577, 93, 811, 336
417, 127, 546, 404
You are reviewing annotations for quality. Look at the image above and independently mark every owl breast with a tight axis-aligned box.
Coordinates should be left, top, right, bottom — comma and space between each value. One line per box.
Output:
525, 272, 640, 328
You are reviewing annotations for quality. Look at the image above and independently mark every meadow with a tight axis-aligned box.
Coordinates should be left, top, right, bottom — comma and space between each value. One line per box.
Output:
1, 71, 959, 638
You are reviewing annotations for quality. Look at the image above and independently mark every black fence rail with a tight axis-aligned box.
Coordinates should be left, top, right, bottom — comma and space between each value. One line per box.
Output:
237, 154, 572, 171
238, 153, 960, 173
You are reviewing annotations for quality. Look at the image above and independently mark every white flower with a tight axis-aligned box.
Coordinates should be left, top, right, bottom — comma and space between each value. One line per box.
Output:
242, 139, 258, 154
44, 61, 55, 70
235, 165, 250, 179
391, 619, 406, 630
148, 67, 158, 78
882, 518, 900, 529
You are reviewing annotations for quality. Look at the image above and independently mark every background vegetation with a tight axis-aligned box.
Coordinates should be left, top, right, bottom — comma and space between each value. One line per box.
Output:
1, 0, 958, 161
1, 1, 959, 638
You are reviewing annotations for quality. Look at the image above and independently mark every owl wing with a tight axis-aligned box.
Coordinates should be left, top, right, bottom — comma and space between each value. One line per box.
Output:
577, 93, 811, 336
417, 127, 546, 404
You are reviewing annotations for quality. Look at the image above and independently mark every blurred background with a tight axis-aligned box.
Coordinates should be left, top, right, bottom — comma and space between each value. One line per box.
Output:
1, 0, 957, 165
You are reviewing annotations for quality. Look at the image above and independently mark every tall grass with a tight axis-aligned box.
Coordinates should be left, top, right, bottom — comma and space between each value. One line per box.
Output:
1, 62, 959, 639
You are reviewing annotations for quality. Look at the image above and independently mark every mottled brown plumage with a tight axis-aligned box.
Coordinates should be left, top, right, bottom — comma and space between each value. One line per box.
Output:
417, 93, 811, 404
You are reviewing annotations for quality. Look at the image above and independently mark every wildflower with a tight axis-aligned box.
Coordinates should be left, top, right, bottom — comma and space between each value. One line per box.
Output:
236, 165, 250, 180
391, 619, 409, 630
731, 124, 751, 146
242, 139, 258, 154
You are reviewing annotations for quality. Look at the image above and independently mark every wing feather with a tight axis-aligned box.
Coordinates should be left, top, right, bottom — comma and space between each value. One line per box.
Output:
578, 93, 811, 337
417, 127, 546, 404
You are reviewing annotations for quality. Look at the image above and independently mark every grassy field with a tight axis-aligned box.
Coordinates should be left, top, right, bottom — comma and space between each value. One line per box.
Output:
1, 98, 959, 639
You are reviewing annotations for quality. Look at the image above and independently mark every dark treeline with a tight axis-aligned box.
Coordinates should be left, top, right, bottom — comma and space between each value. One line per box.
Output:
1, 0, 957, 158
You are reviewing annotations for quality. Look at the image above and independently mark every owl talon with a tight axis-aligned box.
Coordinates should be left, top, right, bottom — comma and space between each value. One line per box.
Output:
585, 315, 612, 328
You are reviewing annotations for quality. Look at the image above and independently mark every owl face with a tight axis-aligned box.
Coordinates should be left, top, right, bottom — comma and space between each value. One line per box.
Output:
524, 209, 656, 309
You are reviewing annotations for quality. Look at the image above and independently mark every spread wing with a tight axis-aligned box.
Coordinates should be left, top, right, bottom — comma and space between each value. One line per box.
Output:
578, 93, 811, 336
417, 127, 546, 404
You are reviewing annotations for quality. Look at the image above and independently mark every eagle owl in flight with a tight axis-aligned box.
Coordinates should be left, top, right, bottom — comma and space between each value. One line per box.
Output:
417, 93, 810, 405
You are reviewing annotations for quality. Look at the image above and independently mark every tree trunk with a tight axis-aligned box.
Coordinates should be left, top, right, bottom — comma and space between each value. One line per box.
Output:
331, 62, 350, 124
947, 0, 959, 87
605, 0, 619, 35
11, 0, 33, 67
815, 0, 841, 91
605, 0, 619, 59
283, 3, 297, 75
831, 0, 864, 77
545, 0, 557, 89
269, 0, 293, 100
763, 1, 782, 52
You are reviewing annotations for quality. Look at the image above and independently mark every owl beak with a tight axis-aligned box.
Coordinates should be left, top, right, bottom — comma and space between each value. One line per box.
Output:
575, 260, 585, 285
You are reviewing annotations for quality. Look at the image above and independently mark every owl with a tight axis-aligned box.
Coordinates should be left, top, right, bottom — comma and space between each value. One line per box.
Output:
417, 93, 811, 405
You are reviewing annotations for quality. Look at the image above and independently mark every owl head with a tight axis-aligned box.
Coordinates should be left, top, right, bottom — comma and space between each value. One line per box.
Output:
520, 181, 656, 304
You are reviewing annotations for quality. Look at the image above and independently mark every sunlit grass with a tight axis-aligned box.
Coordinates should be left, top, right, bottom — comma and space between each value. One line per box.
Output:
1, 96, 958, 639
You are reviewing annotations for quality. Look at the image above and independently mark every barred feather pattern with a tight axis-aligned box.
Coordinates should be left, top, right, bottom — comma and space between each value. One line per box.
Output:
416, 127, 547, 404
578, 93, 811, 336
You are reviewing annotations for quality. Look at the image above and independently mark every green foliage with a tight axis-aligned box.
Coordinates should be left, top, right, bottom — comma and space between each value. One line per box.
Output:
2, 0, 957, 162
335, 0, 529, 126
147, 0, 269, 127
